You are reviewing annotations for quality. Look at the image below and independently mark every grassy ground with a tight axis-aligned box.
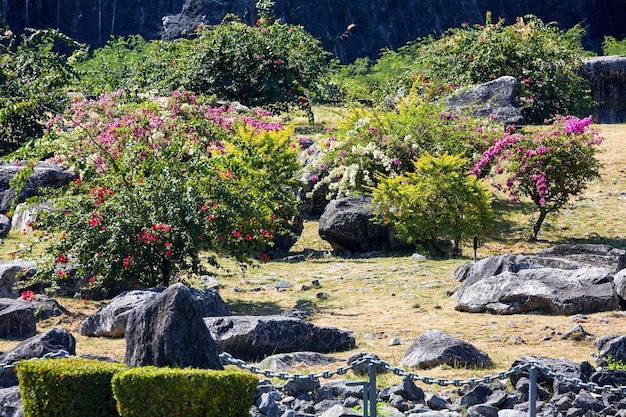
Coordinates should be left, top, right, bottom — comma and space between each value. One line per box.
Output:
0, 121, 625, 389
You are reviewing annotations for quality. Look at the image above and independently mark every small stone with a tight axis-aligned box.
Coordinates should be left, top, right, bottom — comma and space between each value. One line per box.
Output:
389, 337, 401, 346
316, 292, 329, 300
311, 279, 321, 287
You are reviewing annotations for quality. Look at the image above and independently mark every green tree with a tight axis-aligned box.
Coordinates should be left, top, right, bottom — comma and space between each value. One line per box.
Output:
472, 115, 603, 241
14, 91, 301, 298
0, 26, 81, 155
372, 153, 494, 257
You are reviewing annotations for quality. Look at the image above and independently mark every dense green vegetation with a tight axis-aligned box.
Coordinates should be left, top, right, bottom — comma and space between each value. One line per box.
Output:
0, 2, 610, 296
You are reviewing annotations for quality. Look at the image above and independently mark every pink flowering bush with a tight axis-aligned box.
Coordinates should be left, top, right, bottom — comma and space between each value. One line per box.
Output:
472, 115, 603, 241
15, 90, 302, 298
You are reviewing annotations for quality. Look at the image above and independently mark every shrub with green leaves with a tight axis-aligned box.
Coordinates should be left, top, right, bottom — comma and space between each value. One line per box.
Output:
72, 12, 330, 109
333, 14, 593, 123
14, 91, 302, 298
472, 115, 603, 241
372, 153, 494, 257
0, 26, 81, 156
602, 36, 626, 56
16, 357, 127, 417
309, 98, 501, 200
112, 367, 257, 417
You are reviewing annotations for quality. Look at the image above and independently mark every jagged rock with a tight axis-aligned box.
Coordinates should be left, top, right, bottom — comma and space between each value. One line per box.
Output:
124, 283, 223, 369
466, 404, 499, 417
589, 369, 626, 387
0, 299, 37, 340
0, 161, 77, 214
0, 215, 10, 238
580, 56, 626, 124
595, 334, 626, 367
27, 295, 70, 321
508, 356, 588, 392
319, 403, 361, 417
81, 286, 230, 338
572, 391, 605, 413
0, 261, 37, 298
0, 386, 22, 417
205, 315, 355, 361
318, 195, 407, 253
346, 352, 386, 375
282, 378, 320, 397
0, 327, 76, 388
399, 330, 493, 369
445, 76, 524, 124
453, 244, 624, 315
459, 385, 493, 407
614, 269, 626, 305
259, 351, 343, 372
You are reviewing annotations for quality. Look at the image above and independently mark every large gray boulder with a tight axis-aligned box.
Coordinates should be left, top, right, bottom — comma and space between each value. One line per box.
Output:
0, 261, 37, 298
0, 327, 76, 388
445, 76, 525, 125
453, 244, 624, 315
81, 286, 230, 337
0, 215, 10, 238
580, 56, 626, 124
0, 299, 37, 340
0, 161, 77, 214
318, 195, 406, 253
399, 330, 493, 369
259, 351, 344, 372
124, 283, 223, 369
204, 315, 355, 361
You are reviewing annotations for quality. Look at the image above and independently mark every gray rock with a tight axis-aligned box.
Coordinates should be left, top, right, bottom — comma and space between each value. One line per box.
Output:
0, 261, 37, 298
595, 334, 626, 367
322, 380, 364, 400
80, 289, 163, 337
257, 391, 285, 417
614, 269, 626, 302
0, 327, 76, 388
259, 351, 343, 372
0, 215, 10, 238
282, 378, 320, 397
466, 404, 499, 417
318, 404, 361, 417
0, 299, 37, 340
81, 286, 229, 338
400, 330, 493, 369
508, 356, 587, 391
580, 56, 626, 124
28, 296, 69, 321
445, 76, 524, 125
497, 411, 528, 417
426, 393, 452, 410
460, 385, 493, 407
318, 195, 407, 253
124, 283, 223, 369
572, 391, 605, 413
454, 244, 624, 315
0, 386, 23, 417
0, 161, 77, 213
204, 315, 355, 361
347, 352, 386, 375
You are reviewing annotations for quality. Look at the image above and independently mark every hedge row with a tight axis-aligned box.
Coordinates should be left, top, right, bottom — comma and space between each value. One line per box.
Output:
15, 358, 257, 417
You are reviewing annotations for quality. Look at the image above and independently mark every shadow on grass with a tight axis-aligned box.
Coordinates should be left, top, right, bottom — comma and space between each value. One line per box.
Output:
488, 198, 537, 242
551, 234, 626, 249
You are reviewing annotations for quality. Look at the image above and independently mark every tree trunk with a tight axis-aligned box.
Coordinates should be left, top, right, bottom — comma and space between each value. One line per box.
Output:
530, 210, 548, 242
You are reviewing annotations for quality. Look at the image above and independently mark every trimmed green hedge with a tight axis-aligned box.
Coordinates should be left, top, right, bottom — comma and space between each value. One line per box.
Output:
112, 367, 258, 417
16, 358, 127, 417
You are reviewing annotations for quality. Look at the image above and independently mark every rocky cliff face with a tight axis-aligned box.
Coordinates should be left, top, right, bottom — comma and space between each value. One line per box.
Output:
3, 0, 626, 62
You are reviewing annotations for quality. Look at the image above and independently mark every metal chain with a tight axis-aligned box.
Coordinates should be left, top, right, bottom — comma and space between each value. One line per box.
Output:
220, 353, 626, 394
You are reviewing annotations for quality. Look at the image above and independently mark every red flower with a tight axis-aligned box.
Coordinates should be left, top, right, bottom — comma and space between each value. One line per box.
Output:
21, 290, 36, 302
232, 230, 241, 239
123, 256, 132, 268
165, 250, 173, 258
56, 254, 69, 264
260, 253, 271, 263
245, 234, 253, 241
276, 58, 283, 65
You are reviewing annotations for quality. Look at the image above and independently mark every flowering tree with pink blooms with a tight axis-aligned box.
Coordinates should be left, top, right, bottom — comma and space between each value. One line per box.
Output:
14, 90, 302, 298
472, 116, 603, 241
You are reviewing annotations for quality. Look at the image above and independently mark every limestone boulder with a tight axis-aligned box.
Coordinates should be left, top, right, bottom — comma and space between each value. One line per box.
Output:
124, 283, 223, 369
454, 244, 624, 315
445, 76, 524, 125
595, 334, 626, 367
399, 330, 493, 369
0, 261, 37, 298
319, 195, 407, 254
0, 161, 77, 214
259, 351, 344, 372
0, 327, 76, 388
580, 56, 626, 124
204, 315, 355, 361
81, 286, 230, 337
0, 299, 37, 340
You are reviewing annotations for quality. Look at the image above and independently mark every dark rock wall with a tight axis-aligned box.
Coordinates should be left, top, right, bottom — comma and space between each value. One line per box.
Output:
3, 0, 626, 62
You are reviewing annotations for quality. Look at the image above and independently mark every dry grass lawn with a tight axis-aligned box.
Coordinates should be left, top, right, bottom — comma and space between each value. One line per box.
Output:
1, 123, 625, 388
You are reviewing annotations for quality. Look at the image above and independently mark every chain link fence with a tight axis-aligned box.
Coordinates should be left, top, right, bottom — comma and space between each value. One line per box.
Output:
1, 350, 625, 417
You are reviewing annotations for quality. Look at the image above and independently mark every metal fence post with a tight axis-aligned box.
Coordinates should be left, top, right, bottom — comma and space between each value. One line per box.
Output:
528, 364, 537, 417
368, 360, 377, 417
